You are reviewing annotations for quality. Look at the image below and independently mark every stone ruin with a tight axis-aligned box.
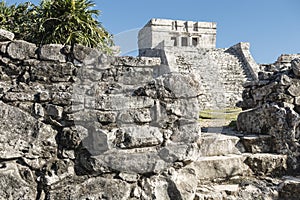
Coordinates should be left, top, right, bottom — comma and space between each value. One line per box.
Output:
138, 18, 260, 109
0, 18, 300, 199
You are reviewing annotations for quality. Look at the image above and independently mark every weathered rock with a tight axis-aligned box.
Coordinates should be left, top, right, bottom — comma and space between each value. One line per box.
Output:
169, 168, 198, 200
116, 66, 155, 85
46, 104, 63, 119
172, 119, 200, 143
88, 151, 168, 174
30, 61, 75, 82
291, 58, 300, 77
115, 56, 161, 67
166, 98, 199, 119
0, 29, 14, 41
0, 101, 57, 160
187, 155, 249, 180
279, 176, 300, 200
33, 103, 45, 118
73, 44, 101, 65
49, 176, 132, 200
114, 126, 163, 148
118, 172, 139, 183
117, 109, 152, 123
7, 40, 37, 60
287, 82, 300, 97
95, 95, 155, 111
0, 162, 36, 200
159, 143, 199, 162
237, 103, 300, 167
197, 133, 240, 156
240, 135, 273, 153
39, 44, 66, 62
244, 153, 287, 176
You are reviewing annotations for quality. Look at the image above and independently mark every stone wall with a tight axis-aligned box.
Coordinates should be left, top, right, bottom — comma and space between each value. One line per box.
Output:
0, 33, 203, 199
237, 58, 300, 172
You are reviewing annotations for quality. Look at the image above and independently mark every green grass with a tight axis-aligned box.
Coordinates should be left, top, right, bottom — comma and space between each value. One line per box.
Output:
199, 107, 242, 121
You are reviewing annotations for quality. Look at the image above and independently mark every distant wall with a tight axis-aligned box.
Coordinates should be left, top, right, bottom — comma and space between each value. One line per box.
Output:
138, 18, 217, 53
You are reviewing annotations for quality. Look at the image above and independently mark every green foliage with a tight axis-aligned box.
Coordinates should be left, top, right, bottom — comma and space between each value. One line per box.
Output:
0, 0, 113, 53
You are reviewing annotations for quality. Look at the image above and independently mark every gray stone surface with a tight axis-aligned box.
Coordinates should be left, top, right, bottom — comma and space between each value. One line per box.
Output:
279, 176, 300, 200
39, 44, 66, 62
114, 126, 163, 148
0, 101, 57, 160
188, 155, 249, 180
197, 133, 240, 156
0, 29, 14, 41
244, 153, 287, 176
0, 162, 36, 200
7, 40, 37, 60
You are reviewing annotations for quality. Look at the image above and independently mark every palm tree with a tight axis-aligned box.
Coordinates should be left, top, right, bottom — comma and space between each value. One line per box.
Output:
0, 1, 38, 40
37, 0, 113, 52
0, 0, 113, 53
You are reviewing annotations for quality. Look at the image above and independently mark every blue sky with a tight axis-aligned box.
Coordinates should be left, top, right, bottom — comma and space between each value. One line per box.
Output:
7, 0, 300, 63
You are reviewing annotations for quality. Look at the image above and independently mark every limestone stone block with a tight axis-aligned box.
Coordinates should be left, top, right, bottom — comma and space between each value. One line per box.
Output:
114, 56, 161, 67
240, 135, 273, 153
0, 102, 57, 160
141, 176, 171, 200
166, 98, 199, 119
188, 155, 249, 180
244, 153, 287, 176
95, 95, 154, 111
279, 176, 300, 199
39, 44, 66, 62
46, 104, 64, 119
197, 133, 240, 156
0, 29, 14, 41
31, 61, 75, 82
49, 176, 131, 200
159, 143, 199, 163
118, 172, 139, 183
7, 40, 37, 60
292, 58, 300, 77
73, 44, 101, 65
2, 92, 35, 102
172, 119, 200, 143
89, 151, 168, 174
81, 127, 109, 156
0, 163, 36, 200
169, 168, 198, 200
117, 108, 152, 123
114, 125, 163, 148
0, 41, 9, 54
116, 66, 154, 85
51, 92, 72, 105
162, 73, 201, 98
33, 103, 45, 118
288, 83, 300, 97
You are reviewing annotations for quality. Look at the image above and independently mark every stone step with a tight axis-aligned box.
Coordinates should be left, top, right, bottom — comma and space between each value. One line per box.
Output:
279, 176, 300, 200
239, 135, 274, 153
185, 154, 249, 180
195, 179, 280, 200
197, 133, 241, 156
244, 153, 288, 176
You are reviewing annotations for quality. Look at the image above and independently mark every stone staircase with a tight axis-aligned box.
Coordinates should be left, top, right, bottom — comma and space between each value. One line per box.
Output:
167, 48, 250, 109
185, 127, 300, 200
